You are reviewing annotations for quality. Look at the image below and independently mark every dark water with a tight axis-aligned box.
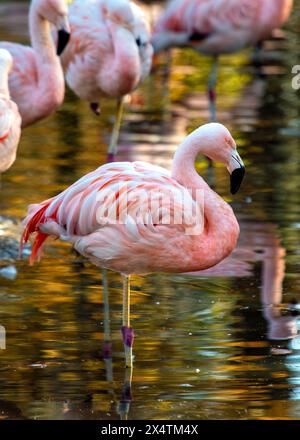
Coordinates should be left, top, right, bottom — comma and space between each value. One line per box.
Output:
0, 1, 300, 420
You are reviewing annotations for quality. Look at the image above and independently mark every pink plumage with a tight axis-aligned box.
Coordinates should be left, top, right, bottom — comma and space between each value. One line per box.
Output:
60, 0, 153, 103
0, 49, 21, 174
0, 0, 70, 128
152, 0, 294, 54
21, 123, 245, 275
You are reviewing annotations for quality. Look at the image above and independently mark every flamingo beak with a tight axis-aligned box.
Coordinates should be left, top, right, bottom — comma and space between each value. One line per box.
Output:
229, 151, 245, 194
57, 29, 70, 55
230, 167, 245, 194
56, 16, 71, 56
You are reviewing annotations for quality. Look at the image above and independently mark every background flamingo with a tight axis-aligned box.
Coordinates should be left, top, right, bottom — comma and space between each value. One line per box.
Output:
21, 123, 245, 368
0, 49, 21, 174
60, 0, 153, 159
0, 0, 70, 127
152, 0, 294, 121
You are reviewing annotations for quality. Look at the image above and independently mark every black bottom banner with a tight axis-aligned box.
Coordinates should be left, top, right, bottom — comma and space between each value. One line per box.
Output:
0, 420, 300, 438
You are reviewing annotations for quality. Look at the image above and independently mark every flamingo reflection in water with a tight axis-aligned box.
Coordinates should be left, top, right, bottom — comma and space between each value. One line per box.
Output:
193, 222, 299, 343
96, 222, 299, 420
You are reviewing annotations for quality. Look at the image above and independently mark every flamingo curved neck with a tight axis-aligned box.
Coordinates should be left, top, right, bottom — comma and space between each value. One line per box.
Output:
26, 4, 64, 124
100, 26, 140, 96
272, 0, 293, 23
29, 6, 57, 64
171, 131, 240, 269
171, 131, 210, 191
259, 0, 293, 37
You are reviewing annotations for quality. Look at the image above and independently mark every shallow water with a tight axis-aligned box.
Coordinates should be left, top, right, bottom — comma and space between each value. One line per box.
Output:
0, 1, 300, 420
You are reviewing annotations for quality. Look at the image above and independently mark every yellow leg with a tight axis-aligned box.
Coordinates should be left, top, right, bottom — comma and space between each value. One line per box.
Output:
207, 56, 219, 179
102, 269, 111, 343
102, 269, 114, 382
107, 97, 124, 160
121, 274, 134, 368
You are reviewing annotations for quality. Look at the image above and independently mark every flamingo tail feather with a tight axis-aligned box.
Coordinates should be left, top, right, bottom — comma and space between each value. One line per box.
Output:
20, 202, 52, 264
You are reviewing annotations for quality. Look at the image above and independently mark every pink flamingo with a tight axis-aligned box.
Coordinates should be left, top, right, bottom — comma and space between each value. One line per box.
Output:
152, 0, 294, 121
21, 123, 245, 367
0, 49, 21, 174
60, 0, 153, 159
0, 0, 70, 128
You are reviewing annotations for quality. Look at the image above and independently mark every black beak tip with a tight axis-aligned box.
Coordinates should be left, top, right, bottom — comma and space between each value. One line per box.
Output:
57, 29, 70, 56
230, 167, 245, 195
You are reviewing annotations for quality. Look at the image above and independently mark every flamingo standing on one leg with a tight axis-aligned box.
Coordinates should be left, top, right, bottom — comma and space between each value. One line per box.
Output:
0, 0, 70, 127
152, 0, 294, 122
0, 50, 21, 174
21, 123, 245, 368
59, 0, 153, 160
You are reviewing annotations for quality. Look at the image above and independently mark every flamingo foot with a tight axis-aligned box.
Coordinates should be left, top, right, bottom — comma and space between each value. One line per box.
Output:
102, 341, 112, 360
208, 89, 216, 102
208, 88, 216, 122
107, 153, 116, 163
122, 326, 134, 368
122, 326, 134, 347
90, 103, 100, 115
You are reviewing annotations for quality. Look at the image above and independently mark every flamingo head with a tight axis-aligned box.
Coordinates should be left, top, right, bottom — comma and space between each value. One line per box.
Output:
102, 0, 135, 29
130, 2, 154, 68
197, 123, 245, 194
35, 0, 70, 55
102, 0, 151, 52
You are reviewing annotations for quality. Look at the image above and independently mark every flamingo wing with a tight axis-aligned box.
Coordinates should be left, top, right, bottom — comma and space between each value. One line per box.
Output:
21, 162, 199, 266
155, 0, 261, 35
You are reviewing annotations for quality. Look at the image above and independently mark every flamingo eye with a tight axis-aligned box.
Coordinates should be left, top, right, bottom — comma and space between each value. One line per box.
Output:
225, 137, 234, 148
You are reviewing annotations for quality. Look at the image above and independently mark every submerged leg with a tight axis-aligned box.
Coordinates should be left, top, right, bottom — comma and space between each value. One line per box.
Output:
208, 55, 219, 123
206, 56, 219, 177
162, 49, 172, 119
117, 367, 133, 420
107, 97, 125, 162
102, 269, 113, 383
121, 274, 134, 369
